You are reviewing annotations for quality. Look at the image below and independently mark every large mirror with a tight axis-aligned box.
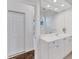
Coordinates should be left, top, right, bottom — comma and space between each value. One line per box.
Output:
40, 0, 72, 34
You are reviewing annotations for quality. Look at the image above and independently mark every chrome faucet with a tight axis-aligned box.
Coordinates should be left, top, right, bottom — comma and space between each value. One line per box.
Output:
62, 28, 66, 33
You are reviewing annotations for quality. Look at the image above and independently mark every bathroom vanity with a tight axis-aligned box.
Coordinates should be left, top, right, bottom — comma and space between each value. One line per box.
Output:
39, 33, 72, 59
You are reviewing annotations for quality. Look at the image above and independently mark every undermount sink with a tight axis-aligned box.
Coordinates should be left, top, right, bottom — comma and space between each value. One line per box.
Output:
40, 33, 72, 42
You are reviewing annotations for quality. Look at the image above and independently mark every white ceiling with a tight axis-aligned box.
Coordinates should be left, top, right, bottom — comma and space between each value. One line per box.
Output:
65, 0, 72, 4
41, 0, 72, 13
25, 0, 72, 13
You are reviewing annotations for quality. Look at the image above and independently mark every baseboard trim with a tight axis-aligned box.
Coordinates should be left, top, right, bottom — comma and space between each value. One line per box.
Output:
8, 51, 25, 59
8, 50, 35, 59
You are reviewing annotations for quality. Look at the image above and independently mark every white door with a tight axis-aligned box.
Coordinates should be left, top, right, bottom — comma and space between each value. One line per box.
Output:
7, 11, 25, 56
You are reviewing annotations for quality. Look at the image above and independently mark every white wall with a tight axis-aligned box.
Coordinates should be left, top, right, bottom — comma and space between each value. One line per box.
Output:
55, 9, 72, 34
8, 0, 35, 56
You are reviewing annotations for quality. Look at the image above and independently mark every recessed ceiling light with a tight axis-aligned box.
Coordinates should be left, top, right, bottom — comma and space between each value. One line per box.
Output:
53, 0, 57, 2
54, 8, 58, 11
47, 4, 51, 8
61, 4, 65, 7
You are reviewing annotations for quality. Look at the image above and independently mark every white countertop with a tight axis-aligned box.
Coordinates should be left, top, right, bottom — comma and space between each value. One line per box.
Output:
40, 33, 72, 42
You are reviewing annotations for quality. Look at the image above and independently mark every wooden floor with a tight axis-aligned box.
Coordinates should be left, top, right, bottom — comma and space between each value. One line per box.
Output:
9, 50, 72, 59
64, 52, 72, 59
8, 50, 34, 59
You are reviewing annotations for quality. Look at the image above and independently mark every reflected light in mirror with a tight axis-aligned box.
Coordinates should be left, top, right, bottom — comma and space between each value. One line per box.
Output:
53, 0, 57, 2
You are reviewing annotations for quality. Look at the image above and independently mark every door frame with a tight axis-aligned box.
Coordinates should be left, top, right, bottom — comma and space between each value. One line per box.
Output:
8, 1, 35, 58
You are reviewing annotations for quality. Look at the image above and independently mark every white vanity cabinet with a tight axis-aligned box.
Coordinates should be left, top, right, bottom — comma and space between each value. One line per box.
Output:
40, 39, 64, 59
39, 34, 72, 59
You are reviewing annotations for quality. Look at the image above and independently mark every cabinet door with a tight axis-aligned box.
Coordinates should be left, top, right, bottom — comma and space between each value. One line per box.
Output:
7, 11, 25, 56
63, 37, 72, 56
40, 40, 49, 59
49, 39, 64, 59
49, 40, 58, 59
68, 36, 72, 50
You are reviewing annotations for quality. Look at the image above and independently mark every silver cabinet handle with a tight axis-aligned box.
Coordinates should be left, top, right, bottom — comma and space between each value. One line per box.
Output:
63, 38, 66, 40
55, 45, 59, 48
53, 41, 55, 44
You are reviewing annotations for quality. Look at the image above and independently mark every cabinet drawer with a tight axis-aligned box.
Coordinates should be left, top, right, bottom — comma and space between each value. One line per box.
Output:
49, 40, 58, 48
